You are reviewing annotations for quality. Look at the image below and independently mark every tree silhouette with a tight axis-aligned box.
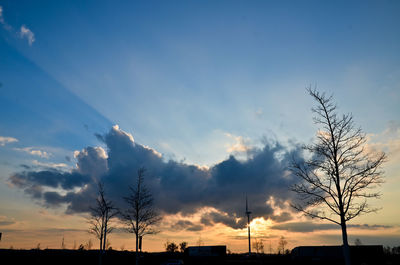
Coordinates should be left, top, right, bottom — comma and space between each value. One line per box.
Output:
253, 238, 264, 254
122, 167, 161, 265
354, 238, 362, 246
179, 241, 188, 253
277, 236, 287, 254
290, 88, 386, 265
165, 241, 178, 252
61, 236, 66, 249
88, 182, 118, 265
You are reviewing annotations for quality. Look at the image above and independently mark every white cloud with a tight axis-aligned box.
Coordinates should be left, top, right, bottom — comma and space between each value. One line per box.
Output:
0, 136, 18, 146
32, 160, 68, 169
0, 6, 4, 24
14, 147, 51, 159
0, 7, 35, 43
20, 25, 35, 45
255, 108, 263, 117
224, 133, 251, 153
0, 6, 12, 31
367, 121, 400, 162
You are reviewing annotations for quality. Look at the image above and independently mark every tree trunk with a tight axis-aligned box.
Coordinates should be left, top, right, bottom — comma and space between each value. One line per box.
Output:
99, 233, 103, 265
135, 233, 139, 265
103, 220, 107, 253
341, 219, 351, 265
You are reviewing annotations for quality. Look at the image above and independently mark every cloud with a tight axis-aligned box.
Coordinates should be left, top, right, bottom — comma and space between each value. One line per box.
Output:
0, 136, 18, 146
271, 222, 338, 232
0, 5, 11, 31
20, 25, 35, 45
14, 147, 51, 158
255, 108, 263, 118
347, 224, 392, 229
200, 211, 247, 229
271, 221, 393, 233
0, 216, 16, 226
173, 220, 204, 232
9, 169, 91, 191
0, 6, 4, 24
74, 146, 108, 178
32, 160, 68, 169
8, 125, 303, 229
225, 133, 251, 153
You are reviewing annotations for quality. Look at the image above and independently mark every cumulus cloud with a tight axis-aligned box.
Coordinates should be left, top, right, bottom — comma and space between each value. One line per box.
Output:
74, 146, 108, 178
20, 25, 35, 45
225, 133, 251, 153
0, 136, 18, 146
14, 147, 51, 158
8, 125, 303, 229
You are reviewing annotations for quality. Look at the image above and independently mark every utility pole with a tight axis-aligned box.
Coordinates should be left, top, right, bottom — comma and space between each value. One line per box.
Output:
245, 195, 251, 255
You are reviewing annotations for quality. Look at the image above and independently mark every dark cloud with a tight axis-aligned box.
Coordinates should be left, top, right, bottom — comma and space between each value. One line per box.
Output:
173, 220, 204, 232
8, 125, 303, 229
187, 224, 203, 232
0, 220, 15, 226
74, 146, 108, 178
9, 170, 91, 191
200, 211, 247, 229
19, 164, 31, 169
270, 212, 293, 222
347, 224, 392, 229
271, 222, 393, 233
271, 222, 338, 232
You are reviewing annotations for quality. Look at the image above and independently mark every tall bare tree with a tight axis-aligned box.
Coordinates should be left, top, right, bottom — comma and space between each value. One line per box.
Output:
122, 167, 161, 265
290, 88, 386, 265
88, 181, 118, 264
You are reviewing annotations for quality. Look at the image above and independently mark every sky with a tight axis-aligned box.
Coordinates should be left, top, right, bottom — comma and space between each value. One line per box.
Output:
0, 0, 399, 252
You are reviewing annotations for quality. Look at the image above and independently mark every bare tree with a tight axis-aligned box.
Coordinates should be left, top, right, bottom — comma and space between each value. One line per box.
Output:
179, 241, 188, 253
85, 239, 93, 250
277, 236, 287, 254
122, 167, 161, 265
88, 182, 118, 264
290, 88, 386, 265
61, 236, 66, 249
354, 238, 362, 246
253, 238, 264, 254
165, 241, 178, 252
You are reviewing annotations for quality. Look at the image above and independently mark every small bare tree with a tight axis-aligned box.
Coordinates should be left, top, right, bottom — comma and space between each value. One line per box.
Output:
61, 236, 66, 249
165, 241, 178, 252
277, 236, 287, 254
290, 88, 386, 265
88, 182, 118, 264
253, 238, 264, 254
122, 167, 161, 265
179, 241, 188, 253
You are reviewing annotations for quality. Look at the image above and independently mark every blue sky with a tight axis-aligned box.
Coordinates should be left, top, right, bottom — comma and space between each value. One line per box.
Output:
0, 0, 399, 251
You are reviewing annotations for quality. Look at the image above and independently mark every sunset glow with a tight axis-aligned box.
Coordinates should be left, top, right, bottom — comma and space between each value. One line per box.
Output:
0, 0, 399, 254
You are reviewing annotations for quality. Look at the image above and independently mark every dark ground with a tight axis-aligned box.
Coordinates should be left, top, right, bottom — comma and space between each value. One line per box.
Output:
0, 249, 399, 265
